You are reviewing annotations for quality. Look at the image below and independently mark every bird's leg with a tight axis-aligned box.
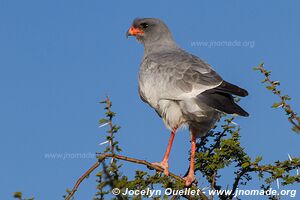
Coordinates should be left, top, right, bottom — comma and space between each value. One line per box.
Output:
183, 132, 196, 186
152, 128, 176, 176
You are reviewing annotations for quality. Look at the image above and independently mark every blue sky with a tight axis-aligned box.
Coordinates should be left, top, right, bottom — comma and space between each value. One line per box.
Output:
0, 0, 300, 199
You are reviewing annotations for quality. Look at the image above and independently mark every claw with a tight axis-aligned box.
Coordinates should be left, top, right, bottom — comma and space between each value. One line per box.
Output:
152, 161, 169, 176
183, 174, 195, 186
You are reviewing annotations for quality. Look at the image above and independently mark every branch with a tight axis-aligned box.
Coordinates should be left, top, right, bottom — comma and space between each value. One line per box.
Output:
65, 162, 101, 200
210, 171, 217, 200
254, 63, 300, 132
228, 159, 300, 199
65, 153, 208, 200
207, 126, 229, 156
105, 97, 115, 155
229, 168, 248, 199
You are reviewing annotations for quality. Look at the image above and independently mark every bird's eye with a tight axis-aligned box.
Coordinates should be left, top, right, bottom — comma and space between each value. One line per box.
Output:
140, 23, 149, 29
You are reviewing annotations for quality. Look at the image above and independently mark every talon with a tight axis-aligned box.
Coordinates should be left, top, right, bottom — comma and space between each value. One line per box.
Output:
183, 174, 195, 187
152, 161, 169, 176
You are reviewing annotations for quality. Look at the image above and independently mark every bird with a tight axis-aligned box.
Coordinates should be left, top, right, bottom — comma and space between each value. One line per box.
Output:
126, 18, 249, 186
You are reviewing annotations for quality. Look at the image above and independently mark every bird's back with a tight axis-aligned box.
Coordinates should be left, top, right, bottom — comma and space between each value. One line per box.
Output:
138, 49, 222, 108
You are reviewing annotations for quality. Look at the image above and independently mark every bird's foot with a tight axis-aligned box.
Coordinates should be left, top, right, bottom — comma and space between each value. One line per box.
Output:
152, 161, 169, 176
183, 174, 195, 187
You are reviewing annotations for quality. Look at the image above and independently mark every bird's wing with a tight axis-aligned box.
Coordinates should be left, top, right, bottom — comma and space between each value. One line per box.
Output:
196, 89, 249, 116
140, 51, 223, 100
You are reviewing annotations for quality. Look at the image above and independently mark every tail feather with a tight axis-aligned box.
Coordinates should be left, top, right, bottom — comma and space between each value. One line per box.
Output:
214, 80, 248, 97
197, 90, 249, 117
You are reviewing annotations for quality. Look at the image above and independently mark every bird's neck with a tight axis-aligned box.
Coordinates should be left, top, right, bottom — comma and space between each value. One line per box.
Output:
143, 40, 179, 55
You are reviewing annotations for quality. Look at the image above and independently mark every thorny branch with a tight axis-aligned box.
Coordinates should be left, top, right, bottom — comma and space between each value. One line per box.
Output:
230, 168, 248, 199
254, 63, 300, 133
65, 153, 208, 200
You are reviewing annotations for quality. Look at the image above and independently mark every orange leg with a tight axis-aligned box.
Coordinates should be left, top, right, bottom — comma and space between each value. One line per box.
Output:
152, 128, 177, 176
184, 132, 196, 186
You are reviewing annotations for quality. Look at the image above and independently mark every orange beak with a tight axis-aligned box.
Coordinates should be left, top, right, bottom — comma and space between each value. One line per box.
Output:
126, 26, 144, 38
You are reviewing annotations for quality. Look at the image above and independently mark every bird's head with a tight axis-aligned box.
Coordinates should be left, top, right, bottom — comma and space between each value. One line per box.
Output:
126, 18, 175, 47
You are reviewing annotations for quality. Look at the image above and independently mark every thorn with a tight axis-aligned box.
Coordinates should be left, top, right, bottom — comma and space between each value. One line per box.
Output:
288, 153, 292, 161
99, 141, 109, 146
99, 122, 109, 128
288, 154, 299, 175
230, 121, 239, 126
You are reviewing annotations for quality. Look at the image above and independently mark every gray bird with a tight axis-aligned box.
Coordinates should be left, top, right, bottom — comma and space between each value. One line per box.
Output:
127, 18, 249, 186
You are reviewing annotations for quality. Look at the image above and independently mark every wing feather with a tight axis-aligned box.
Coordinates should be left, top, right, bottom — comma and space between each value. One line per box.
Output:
139, 50, 223, 102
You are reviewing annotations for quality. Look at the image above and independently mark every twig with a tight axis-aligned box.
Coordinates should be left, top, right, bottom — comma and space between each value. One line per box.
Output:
229, 168, 248, 199
65, 161, 101, 200
65, 153, 208, 200
210, 171, 216, 200
254, 63, 300, 132
207, 128, 228, 156
105, 96, 115, 155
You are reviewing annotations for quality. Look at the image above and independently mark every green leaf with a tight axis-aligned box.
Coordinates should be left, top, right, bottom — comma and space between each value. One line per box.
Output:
264, 70, 271, 77
261, 79, 268, 83
255, 156, 263, 163
13, 192, 22, 198
266, 85, 275, 90
282, 95, 291, 101
272, 102, 283, 108
242, 162, 250, 168
99, 118, 108, 124
292, 126, 300, 133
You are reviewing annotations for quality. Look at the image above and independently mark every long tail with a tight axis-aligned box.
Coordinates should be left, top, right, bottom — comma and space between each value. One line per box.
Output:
197, 81, 249, 117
